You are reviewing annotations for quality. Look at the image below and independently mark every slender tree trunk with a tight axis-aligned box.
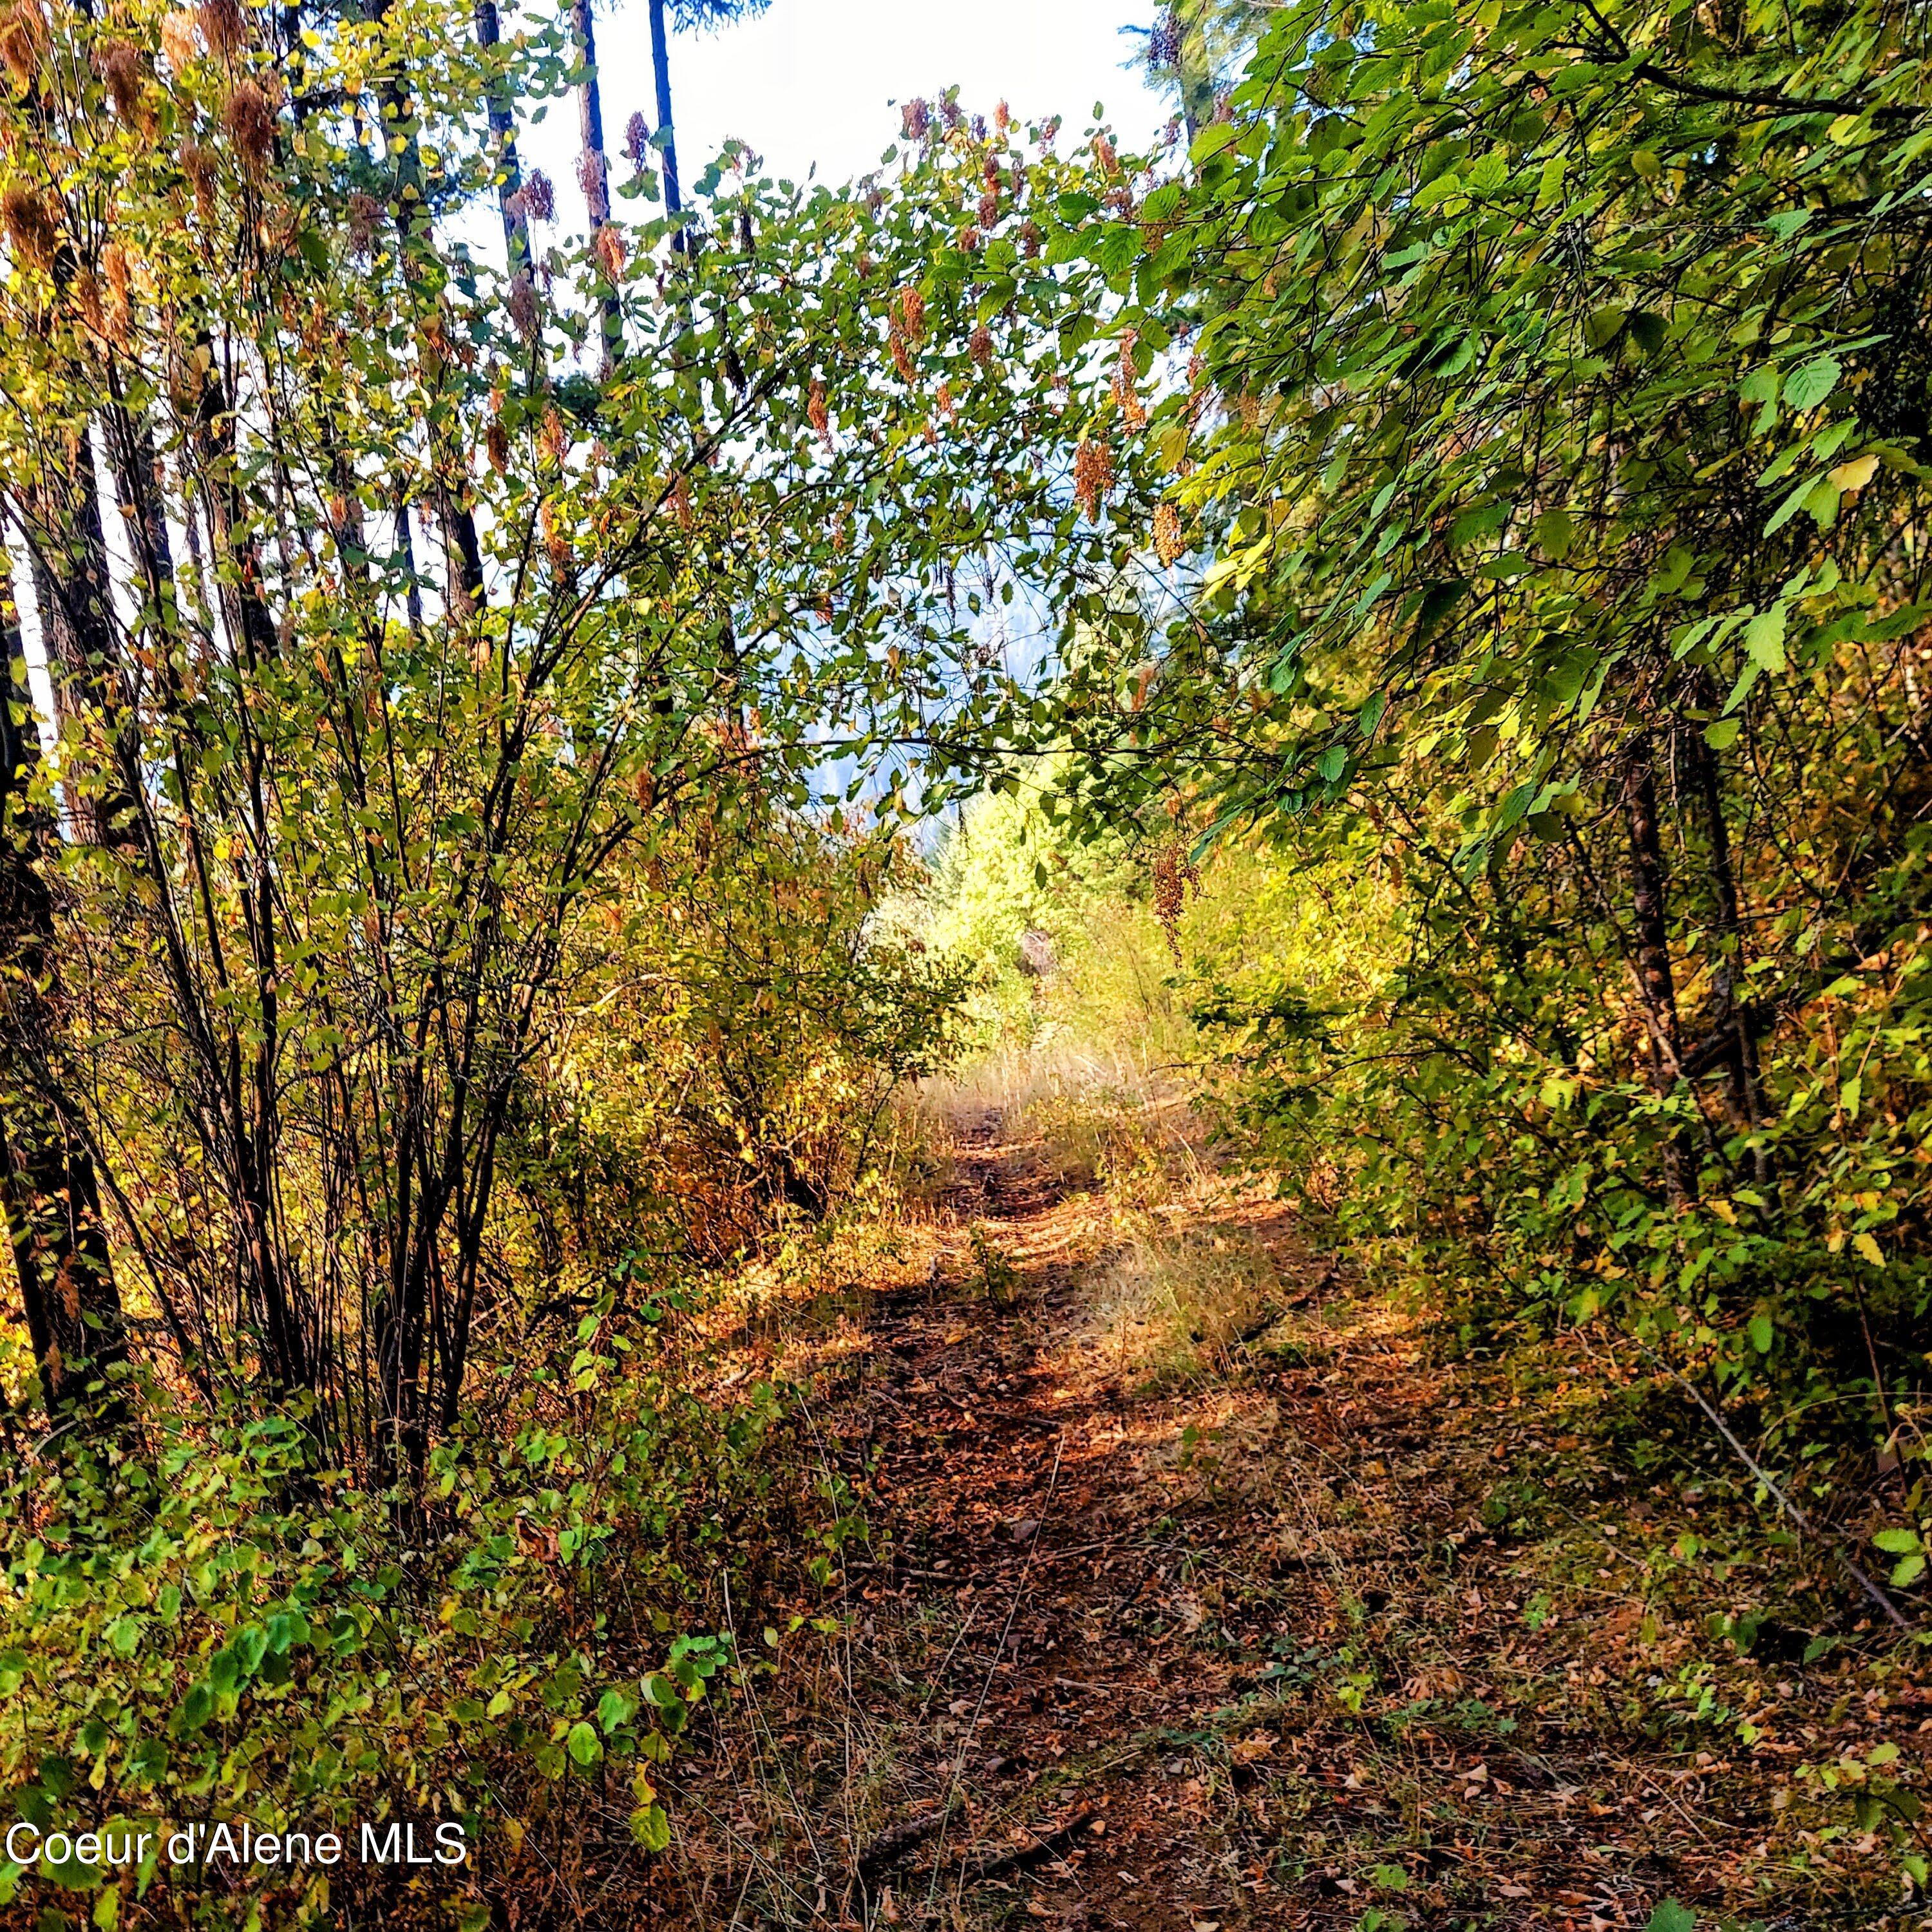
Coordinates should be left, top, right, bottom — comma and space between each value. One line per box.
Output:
1173, 1, 1219, 139
474, 0, 531, 276
1622, 733, 1696, 1205
32, 440, 138, 848
0, 548, 128, 1423
571, 0, 621, 374
370, 3, 487, 615
647, 0, 683, 240
1686, 726, 1770, 1187
184, 358, 315, 1399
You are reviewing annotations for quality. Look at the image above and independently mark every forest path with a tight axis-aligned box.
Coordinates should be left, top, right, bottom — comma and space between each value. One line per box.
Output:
686, 1108, 1870, 1930
789, 1108, 1341, 1931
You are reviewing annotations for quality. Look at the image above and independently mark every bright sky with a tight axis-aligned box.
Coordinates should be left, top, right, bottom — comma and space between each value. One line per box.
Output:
520, 0, 1172, 207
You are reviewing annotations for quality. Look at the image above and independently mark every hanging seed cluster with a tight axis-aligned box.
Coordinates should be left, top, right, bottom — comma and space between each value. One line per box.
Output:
1151, 840, 1199, 962
1074, 436, 1114, 520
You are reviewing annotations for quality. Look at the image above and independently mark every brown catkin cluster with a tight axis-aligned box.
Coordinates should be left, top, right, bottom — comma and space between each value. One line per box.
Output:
1094, 133, 1117, 174
222, 79, 274, 172
540, 404, 567, 466
888, 286, 924, 384
1151, 840, 1200, 961
593, 223, 625, 279
506, 270, 539, 342
623, 111, 650, 167
2, 184, 56, 270
485, 419, 509, 473
102, 242, 133, 345
516, 170, 555, 223
1074, 436, 1113, 520
969, 322, 994, 366
95, 41, 144, 120
807, 377, 830, 444
900, 97, 929, 141
198, 0, 245, 59
1112, 328, 1146, 429
1153, 500, 1184, 567
540, 498, 569, 568
978, 167, 999, 228
1, 0, 45, 88
994, 100, 1010, 135
346, 189, 380, 256
1019, 219, 1041, 258
75, 268, 104, 336
158, 10, 198, 70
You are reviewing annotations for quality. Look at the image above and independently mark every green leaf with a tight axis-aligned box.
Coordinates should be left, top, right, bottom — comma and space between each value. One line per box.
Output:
1449, 501, 1511, 547
1189, 122, 1242, 164
1646, 1902, 1694, 1932
1873, 1528, 1922, 1554
1783, 355, 1841, 411
1585, 306, 1627, 349
1747, 1312, 1773, 1354
1533, 507, 1575, 558
1743, 606, 1787, 671
630, 1802, 671, 1853
566, 1719, 603, 1766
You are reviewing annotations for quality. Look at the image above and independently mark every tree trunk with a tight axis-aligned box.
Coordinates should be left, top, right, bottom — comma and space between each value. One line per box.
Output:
370, 3, 487, 616
571, 0, 621, 373
0, 548, 128, 1423
32, 439, 138, 848
647, 0, 683, 238
1622, 733, 1696, 1206
1686, 725, 1770, 1188
473, 0, 531, 277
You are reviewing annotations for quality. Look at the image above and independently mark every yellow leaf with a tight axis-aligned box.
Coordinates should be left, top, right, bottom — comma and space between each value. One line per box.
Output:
1854, 1230, 1884, 1267
1829, 453, 1879, 493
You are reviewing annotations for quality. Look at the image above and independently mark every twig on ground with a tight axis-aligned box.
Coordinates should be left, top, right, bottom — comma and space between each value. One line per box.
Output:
853, 1794, 962, 1879
958, 1805, 1098, 1883
1653, 1352, 1911, 1633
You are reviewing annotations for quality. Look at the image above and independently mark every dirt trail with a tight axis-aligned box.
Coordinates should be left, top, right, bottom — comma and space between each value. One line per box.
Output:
681, 1110, 1905, 1929
799, 1110, 1327, 1930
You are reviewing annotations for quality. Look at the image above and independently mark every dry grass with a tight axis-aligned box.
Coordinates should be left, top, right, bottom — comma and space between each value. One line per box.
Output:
1086, 1223, 1282, 1392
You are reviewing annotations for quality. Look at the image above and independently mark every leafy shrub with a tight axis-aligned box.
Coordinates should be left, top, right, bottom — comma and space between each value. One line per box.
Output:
0, 1289, 811, 1926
